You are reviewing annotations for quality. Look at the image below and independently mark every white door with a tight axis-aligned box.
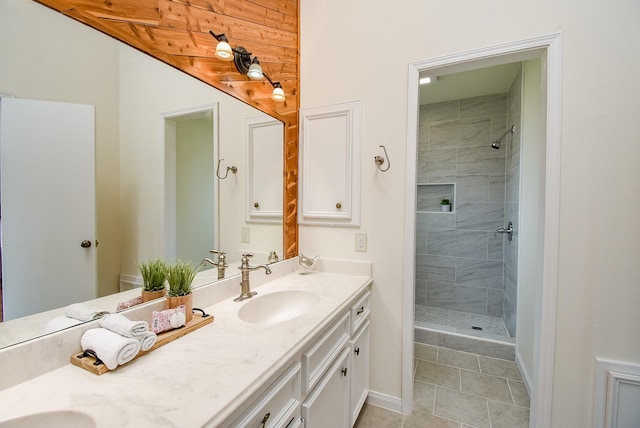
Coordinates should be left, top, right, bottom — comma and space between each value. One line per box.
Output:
0, 97, 96, 320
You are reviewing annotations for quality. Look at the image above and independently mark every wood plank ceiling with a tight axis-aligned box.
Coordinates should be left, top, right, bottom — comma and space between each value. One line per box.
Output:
34, 0, 300, 258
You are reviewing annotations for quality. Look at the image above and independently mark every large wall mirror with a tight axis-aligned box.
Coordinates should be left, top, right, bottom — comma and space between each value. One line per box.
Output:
0, 1, 286, 348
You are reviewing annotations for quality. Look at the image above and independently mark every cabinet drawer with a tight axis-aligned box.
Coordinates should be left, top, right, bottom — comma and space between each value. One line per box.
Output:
230, 363, 301, 428
350, 291, 370, 335
302, 312, 350, 393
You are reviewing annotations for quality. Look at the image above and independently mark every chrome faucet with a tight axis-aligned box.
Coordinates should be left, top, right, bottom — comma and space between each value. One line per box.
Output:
235, 253, 272, 302
200, 249, 228, 280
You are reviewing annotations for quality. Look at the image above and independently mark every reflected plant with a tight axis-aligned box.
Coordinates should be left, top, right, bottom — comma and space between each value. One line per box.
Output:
138, 259, 167, 292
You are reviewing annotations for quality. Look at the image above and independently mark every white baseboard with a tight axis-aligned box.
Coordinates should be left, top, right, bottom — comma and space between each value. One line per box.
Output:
515, 350, 533, 397
366, 390, 402, 413
119, 274, 142, 292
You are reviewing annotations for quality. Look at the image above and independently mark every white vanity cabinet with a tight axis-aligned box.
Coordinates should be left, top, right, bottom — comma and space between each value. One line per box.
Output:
302, 347, 351, 428
222, 288, 371, 428
226, 363, 301, 428
349, 320, 370, 426
301, 290, 371, 428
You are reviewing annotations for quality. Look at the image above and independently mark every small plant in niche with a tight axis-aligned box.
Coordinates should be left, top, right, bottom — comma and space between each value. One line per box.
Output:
138, 259, 167, 292
441, 198, 451, 212
440, 198, 450, 206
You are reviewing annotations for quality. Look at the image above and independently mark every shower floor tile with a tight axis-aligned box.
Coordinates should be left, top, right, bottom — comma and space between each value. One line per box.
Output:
415, 305, 511, 338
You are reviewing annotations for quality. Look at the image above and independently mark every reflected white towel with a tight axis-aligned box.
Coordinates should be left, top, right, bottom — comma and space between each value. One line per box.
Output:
64, 303, 106, 321
44, 316, 83, 333
80, 328, 141, 370
138, 330, 157, 352
99, 313, 149, 339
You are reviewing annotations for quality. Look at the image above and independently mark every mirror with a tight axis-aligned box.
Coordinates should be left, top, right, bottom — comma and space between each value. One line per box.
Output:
0, 1, 285, 348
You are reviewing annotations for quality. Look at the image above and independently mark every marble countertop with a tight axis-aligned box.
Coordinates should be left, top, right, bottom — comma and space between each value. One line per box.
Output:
0, 267, 372, 427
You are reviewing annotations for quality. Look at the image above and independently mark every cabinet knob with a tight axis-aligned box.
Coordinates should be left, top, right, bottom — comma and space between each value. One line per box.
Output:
80, 240, 92, 248
341, 367, 348, 376
354, 347, 360, 356
336, 202, 342, 209
254, 202, 260, 208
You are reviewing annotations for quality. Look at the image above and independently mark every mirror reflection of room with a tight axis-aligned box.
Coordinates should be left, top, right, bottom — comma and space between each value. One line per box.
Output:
0, 6, 283, 345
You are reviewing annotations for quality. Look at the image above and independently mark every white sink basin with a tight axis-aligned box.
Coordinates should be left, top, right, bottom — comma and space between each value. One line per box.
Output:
238, 290, 320, 325
0, 411, 96, 428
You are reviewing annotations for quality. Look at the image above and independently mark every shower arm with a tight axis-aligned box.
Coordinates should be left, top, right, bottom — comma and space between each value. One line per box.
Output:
494, 125, 515, 144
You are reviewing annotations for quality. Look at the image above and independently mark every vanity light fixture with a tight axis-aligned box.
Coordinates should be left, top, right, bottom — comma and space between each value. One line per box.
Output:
209, 30, 286, 102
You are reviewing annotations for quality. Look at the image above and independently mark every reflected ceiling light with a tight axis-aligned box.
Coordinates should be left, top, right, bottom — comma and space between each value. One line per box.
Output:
419, 76, 432, 85
209, 30, 285, 102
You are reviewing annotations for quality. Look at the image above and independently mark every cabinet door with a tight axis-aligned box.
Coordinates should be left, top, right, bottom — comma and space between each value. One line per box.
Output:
299, 101, 361, 226
302, 347, 350, 428
349, 321, 370, 426
245, 117, 284, 223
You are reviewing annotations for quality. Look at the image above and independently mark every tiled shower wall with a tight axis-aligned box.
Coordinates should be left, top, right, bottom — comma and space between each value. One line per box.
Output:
416, 94, 510, 320
504, 67, 522, 337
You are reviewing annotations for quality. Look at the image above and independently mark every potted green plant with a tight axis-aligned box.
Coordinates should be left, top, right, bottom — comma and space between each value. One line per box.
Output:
441, 198, 451, 212
165, 260, 197, 322
138, 259, 167, 302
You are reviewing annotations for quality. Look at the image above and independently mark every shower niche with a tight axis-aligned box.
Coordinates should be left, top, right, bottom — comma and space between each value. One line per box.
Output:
417, 183, 455, 213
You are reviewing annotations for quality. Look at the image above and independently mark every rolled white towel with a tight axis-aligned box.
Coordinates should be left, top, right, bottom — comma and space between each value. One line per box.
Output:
138, 330, 158, 352
64, 303, 107, 321
44, 316, 83, 333
81, 328, 141, 370
99, 313, 149, 339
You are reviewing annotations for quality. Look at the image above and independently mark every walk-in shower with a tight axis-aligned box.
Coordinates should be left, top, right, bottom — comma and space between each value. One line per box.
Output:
491, 125, 515, 149
415, 64, 522, 348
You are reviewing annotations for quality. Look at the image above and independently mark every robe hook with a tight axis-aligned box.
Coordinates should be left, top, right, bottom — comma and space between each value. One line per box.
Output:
374, 145, 391, 172
216, 159, 237, 179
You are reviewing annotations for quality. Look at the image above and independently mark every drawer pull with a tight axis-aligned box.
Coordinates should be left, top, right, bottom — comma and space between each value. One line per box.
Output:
260, 412, 270, 428
356, 306, 364, 315
341, 367, 348, 377
354, 347, 360, 356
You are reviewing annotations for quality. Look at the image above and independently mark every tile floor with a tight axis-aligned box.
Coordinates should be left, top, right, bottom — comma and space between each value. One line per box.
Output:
354, 343, 529, 428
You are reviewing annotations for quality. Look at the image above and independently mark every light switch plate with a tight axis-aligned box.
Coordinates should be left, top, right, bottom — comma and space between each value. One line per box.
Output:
241, 227, 250, 243
355, 233, 367, 252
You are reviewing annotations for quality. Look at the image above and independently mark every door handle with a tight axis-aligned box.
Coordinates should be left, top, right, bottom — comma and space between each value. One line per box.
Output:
80, 240, 92, 248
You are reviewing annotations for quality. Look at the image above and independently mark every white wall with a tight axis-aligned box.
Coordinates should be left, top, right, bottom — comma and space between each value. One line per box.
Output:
0, 0, 120, 297
517, 59, 543, 388
300, 0, 640, 425
117, 45, 277, 275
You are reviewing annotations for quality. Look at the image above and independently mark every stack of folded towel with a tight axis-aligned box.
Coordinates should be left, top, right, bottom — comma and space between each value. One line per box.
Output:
65, 303, 108, 321
80, 313, 158, 370
44, 303, 108, 333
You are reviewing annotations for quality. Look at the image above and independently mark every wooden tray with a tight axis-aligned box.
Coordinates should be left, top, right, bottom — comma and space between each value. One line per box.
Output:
71, 313, 214, 375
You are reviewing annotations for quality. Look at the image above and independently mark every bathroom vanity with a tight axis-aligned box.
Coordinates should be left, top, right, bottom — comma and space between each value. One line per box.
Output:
0, 258, 372, 428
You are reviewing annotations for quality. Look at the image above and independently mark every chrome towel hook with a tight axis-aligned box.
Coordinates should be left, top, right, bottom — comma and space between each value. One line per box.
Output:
374, 145, 391, 172
216, 159, 238, 179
